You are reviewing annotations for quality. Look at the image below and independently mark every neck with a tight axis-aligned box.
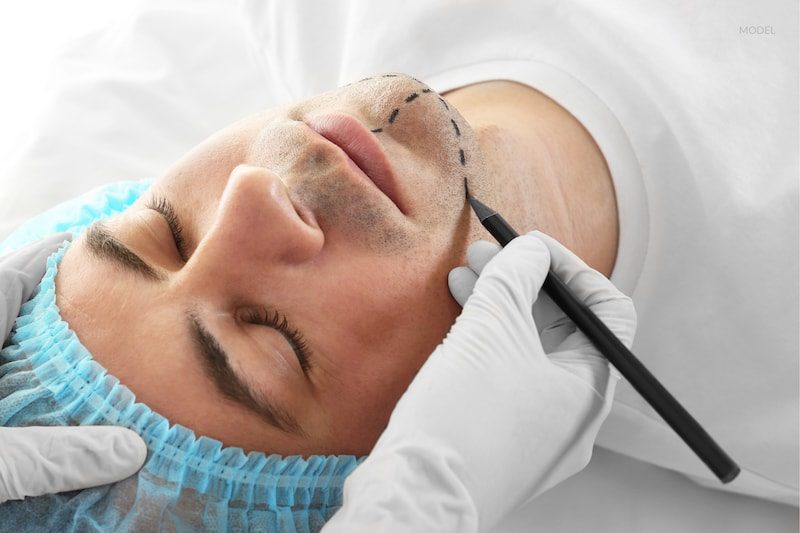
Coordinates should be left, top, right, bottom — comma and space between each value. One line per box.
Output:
444, 81, 619, 276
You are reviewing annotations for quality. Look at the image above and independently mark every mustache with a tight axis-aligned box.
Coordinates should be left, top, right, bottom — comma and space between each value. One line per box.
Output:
295, 176, 413, 255
281, 133, 412, 255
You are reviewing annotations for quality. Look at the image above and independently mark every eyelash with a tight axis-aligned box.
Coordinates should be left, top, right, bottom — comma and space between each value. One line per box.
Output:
146, 195, 188, 261
242, 307, 312, 374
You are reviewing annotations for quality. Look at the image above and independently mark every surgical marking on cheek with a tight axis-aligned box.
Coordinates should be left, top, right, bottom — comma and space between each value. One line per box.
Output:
359, 80, 471, 171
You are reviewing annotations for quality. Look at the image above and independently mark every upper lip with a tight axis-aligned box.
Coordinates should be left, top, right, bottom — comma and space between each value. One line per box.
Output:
304, 113, 407, 214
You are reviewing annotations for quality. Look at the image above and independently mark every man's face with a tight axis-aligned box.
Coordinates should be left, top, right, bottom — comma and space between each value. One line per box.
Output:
56, 73, 489, 455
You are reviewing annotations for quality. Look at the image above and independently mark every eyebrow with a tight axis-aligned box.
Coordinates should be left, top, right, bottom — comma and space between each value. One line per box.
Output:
84, 220, 303, 435
85, 222, 165, 281
189, 311, 304, 436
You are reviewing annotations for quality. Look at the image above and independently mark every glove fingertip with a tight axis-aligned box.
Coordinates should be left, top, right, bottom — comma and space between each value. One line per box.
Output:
107, 427, 148, 477
448, 267, 478, 307
65, 426, 147, 483
528, 230, 589, 272
125, 427, 148, 465
467, 240, 502, 275
471, 233, 552, 308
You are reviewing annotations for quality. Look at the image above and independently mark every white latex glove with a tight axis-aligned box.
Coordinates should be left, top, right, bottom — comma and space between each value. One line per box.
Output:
0, 426, 147, 503
1, 232, 73, 340
0, 234, 148, 503
324, 230, 636, 532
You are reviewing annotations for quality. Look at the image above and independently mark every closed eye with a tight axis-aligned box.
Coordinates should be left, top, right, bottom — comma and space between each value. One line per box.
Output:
241, 307, 314, 376
146, 195, 189, 262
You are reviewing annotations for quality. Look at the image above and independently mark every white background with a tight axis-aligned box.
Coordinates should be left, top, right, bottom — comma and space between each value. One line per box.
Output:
0, 2, 121, 164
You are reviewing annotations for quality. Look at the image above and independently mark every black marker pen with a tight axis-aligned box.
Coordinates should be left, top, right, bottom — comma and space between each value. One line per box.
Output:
464, 178, 740, 484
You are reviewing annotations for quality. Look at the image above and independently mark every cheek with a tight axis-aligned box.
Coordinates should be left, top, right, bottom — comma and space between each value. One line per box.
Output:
322, 339, 442, 456
316, 317, 454, 455
326, 259, 461, 390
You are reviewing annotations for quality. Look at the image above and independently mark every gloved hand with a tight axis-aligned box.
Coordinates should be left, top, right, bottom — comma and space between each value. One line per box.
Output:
0, 426, 147, 503
1, 232, 73, 340
323, 230, 636, 532
0, 233, 148, 503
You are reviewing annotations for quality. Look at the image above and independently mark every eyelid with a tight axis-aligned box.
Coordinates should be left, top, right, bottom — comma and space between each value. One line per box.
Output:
241, 308, 313, 376
146, 195, 189, 262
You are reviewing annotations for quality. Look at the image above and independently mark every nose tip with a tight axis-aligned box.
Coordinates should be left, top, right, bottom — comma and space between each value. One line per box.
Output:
215, 164, 323, 263
228, 164, 318, 226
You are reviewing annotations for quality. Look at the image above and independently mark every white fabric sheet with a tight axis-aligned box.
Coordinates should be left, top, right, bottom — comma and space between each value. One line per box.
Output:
0, 1, 796, 531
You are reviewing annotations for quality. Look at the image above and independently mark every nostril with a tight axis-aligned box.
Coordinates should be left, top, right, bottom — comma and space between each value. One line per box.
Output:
294, 203, 308, 224
291, 197, 318, 229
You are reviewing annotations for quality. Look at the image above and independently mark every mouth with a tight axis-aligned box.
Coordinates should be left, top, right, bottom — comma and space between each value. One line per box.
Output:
304, 113, 408, 214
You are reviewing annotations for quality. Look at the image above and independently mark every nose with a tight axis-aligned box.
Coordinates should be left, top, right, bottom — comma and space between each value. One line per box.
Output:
192, 164, 324, 274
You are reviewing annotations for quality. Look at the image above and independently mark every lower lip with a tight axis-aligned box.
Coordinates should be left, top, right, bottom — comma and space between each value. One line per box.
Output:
304, 114, 406, 214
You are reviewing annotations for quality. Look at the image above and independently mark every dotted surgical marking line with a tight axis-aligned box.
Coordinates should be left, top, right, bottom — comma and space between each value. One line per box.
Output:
354, 73, 403, 84
351, 77, 468, 175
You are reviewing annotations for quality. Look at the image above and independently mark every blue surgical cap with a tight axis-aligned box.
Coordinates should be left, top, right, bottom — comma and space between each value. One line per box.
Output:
0, 180, 363, 532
